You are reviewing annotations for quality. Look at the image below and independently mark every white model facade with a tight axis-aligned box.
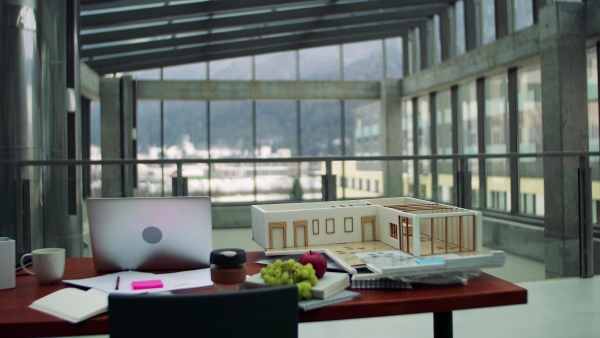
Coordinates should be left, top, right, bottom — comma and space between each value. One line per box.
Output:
251, 197, 482, 257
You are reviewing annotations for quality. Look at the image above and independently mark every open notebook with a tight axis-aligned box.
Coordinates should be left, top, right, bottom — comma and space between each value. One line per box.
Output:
29, 288, 108, 324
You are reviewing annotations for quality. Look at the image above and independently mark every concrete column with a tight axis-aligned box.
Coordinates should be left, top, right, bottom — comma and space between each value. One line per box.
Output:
382, 79, 403, 197
539, 2, 588, 278
100, 76, 136, 197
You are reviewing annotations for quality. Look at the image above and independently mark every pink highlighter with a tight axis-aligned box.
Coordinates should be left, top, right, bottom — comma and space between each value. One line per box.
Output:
131, 279, 164, 290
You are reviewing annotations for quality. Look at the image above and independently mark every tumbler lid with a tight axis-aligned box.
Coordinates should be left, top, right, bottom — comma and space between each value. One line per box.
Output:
210, 248, 246, 266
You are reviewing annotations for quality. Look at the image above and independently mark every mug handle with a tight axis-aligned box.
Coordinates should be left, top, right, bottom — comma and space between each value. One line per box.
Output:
20, 253, 34, 275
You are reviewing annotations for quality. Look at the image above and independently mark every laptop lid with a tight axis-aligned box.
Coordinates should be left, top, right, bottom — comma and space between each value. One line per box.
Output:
86, 196, 212, 272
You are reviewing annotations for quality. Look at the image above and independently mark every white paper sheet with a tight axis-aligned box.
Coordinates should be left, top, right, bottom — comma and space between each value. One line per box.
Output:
63, 269, 213, 294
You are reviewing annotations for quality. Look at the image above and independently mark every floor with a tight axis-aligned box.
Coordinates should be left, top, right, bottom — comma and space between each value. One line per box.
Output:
75, 228, 599, 338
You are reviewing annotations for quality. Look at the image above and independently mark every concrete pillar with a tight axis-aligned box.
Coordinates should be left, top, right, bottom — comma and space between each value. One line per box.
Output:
100, 76, 136, 198
382, 79, 403, 197
539, 2, 588, 278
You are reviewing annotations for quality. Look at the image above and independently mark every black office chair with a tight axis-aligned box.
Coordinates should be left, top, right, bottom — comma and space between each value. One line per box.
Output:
109, 285, 299, 338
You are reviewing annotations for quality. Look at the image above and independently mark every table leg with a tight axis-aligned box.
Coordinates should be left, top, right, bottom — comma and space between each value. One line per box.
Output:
433, 311, 453, 338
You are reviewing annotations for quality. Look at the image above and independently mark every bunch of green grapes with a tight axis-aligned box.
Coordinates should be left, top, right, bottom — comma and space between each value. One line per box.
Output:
260, 258, 318, 300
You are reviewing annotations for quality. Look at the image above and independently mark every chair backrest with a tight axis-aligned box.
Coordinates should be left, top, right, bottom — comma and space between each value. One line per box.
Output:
109, 285, 299, 338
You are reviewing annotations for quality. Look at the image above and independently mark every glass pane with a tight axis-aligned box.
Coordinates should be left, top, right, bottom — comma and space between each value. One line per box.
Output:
162, 101, 209, 197
514, 0, 534, 32
256, 101, 302, 201
587, 47, 599, 226
343, 40, 383, 81
385, 37, 402, 79
163, 101, 208, 157
209, 101, 253, 158
136, 101, 163, 197
485, 73, 510, 211
433, 15, 441, 64
163, 62, 207, 80
256, 101, 297, 156
517, 64, 544, 216
334, 160, 383, 200
255, 51, 297, 80
209, 101, 253, 203
300, 101, 342, 156
457, 81, 480, 207
436, 90, 453, 204
345, 101, 381, 156
481, 0, 496, 45
455, 1, 466, 56
417, 96, 432, 200
402, 99, 414, 196
209, 57, 252, 80
299, 46, 341, 80
341, 101, 383, 199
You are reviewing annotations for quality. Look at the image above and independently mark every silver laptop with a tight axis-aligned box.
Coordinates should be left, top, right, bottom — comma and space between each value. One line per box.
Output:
86, 196, 213, 272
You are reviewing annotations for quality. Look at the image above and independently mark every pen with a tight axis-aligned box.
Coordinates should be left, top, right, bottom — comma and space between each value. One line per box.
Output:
115, 276, 120, 290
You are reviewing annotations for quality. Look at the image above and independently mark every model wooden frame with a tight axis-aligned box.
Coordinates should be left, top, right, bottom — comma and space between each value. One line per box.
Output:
251, 197, 482, 257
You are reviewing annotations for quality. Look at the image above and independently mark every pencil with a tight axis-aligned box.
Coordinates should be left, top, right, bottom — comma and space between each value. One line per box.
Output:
115, 276, 120, 290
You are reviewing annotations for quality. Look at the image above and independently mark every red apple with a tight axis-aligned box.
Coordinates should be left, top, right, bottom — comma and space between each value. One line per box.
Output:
299, 250, 327, 278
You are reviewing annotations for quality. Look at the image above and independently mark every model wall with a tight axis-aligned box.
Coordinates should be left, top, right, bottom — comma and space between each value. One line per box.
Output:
258, 205, 380, 248
250, 207, 266, 248
373, 206, 403, 250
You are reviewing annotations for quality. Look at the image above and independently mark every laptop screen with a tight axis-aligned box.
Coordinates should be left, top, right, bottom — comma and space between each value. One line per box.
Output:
86, 196, 213, 272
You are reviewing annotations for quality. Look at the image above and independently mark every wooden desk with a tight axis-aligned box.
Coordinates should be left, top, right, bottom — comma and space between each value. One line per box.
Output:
0, 252, 527, 338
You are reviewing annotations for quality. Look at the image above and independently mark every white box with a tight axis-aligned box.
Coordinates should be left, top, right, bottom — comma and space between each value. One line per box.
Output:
0, 238, 16, 290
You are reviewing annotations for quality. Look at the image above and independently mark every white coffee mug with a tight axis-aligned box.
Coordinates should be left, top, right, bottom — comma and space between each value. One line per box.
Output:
20, 248, 66, 284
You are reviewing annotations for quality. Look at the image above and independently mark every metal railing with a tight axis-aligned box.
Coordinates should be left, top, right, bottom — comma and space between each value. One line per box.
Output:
1, 151, 598, 276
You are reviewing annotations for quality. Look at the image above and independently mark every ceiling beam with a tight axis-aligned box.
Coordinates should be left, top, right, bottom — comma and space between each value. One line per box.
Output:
81, 0, 317, 28
86, 20, 416, 68
90, 29, 408, 74
80, 5, 444, 58
80, 0, 450, 45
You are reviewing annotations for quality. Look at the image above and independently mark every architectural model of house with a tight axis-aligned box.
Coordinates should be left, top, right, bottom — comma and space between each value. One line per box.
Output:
251, 197, 506, 276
